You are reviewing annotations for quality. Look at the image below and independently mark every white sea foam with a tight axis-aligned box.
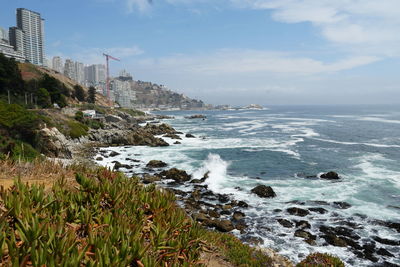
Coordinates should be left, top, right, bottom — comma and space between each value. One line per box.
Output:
312, 137, 400, 148
358, 116, 400, 124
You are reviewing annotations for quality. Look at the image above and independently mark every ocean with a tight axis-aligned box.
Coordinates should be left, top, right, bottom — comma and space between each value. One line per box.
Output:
95, 105, 400, 266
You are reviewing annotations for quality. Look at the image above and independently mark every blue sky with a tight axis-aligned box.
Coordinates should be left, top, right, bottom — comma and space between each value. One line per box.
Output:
1, 0, 400, 105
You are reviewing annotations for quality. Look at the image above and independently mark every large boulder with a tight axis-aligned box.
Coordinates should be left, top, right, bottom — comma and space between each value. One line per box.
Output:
146, 160, 168, 168
143, 123, 178, 135
37, 127, 72, 158
105, 115, 122, 123
158, 168, 191, 183
251, 185, 276, 198
212, 219, 235, 232
320, 171, 340, 180
287, 207, 309, 217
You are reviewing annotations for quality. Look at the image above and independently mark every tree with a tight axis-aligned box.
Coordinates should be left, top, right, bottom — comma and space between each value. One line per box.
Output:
74, 85, 86, 102
37, 88, 51, 108
87, 86, 96, 103
0, 53, 24, 95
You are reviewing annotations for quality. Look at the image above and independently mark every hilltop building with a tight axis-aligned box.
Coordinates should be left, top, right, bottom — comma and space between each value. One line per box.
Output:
110, 70, 136, 108
52, 56, 63, 73
15, 8, 45, 65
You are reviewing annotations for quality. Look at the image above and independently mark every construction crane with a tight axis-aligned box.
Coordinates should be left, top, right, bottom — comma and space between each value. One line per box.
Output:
103, 53, 120, 104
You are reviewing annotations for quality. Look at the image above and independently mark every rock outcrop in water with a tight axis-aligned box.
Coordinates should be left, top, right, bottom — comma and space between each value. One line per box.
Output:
320, 171, 340, 180
251, 185, 276, 198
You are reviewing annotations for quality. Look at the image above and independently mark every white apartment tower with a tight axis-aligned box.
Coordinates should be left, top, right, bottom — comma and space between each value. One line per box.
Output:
52, 56, 63, 73
64, 59, 76, 81
16, 8, 45, 65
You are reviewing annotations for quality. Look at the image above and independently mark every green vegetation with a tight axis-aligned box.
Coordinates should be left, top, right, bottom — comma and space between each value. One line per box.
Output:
67, 119, 89, 139
87, 86, 96, 104
119, 108, 146, 117
0, 162, 278, 266
297, 252, 345, 267
74, 85, 86, 102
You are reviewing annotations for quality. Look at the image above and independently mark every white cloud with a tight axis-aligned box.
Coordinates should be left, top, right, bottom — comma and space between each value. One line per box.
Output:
137, 49, 379, 75
125, 0, 152, 13
232, 0, 400, 56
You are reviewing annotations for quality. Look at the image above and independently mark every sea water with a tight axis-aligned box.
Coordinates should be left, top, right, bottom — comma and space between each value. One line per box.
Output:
95, 105, 400, 266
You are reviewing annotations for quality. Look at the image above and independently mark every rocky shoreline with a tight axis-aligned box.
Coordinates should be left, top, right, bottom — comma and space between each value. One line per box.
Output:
45, 110, 399, 266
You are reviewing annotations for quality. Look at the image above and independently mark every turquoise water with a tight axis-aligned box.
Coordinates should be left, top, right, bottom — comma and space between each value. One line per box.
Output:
95, 105, 400, 266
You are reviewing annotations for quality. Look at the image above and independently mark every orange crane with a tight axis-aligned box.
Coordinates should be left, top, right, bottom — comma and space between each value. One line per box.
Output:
103, 53, 120, 104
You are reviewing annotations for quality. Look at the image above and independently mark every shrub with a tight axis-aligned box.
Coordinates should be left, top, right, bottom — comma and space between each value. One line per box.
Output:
297, 252, 345, 267
67, 120, 88, 139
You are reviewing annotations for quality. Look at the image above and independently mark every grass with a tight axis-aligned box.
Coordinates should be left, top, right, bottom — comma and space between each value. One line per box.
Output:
67, 120, 89, 139
118, 108, 146, 117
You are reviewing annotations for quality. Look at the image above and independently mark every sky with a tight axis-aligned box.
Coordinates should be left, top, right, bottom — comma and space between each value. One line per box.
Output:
1, 0, 400, 105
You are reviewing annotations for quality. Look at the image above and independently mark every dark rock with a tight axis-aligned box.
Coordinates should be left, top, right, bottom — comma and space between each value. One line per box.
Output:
235, 221, 248, 232
126, 158, 140, 162
376, 248, 394, 257
373, 236, 400, 246
218, 194, 230, 203
233, 211, 245, 221
322, 233, 347, 247
362, 242, 379, 262
320, 171, 340, 180
277, 219, 294, 228
379, 262, 400, 267
105, 115, 122, 123
237, 201, 249, 208
251, 185, 276, 198
158, 168, 191, 183
146, 160, 168, 168
332, 201, 352, 209
212, 220, 234, 232
96, 157, 103, 161
142, 175, 161, 184
143, 123, 178, 135
287, 207, 309, 217
274, 209, 282, 213
192, 213, 209, 222
295, 230, 316, 240
185, 114, 207, 119
305, 239, 317, 246
163, 133, 182, 140
185, 133, 195, 138
308, 207, 328, 214
220, 210, 232, 215
208, 210, 220, 218
374, 220, 400, 233
190, 190, 202, 202
109, 151, 120, 157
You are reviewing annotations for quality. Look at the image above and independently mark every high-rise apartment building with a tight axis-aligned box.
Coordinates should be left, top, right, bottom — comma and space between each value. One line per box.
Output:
52, 56, 63, 73
64, 59, 76, 81
16, 8, 45, 65
84, 64, 106, 86
9, 27, 24, 55
0, 27, 8, 41
74, 61, 85, 85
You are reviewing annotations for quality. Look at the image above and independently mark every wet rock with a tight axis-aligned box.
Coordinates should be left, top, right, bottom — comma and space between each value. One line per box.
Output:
222, 204, 232, 211
218, 194, 230, 203
295, 220, 311, 229
376, 248, 394, 257
163, 133, 182, 140
208, 210, 220, 218
185, 133, 195, 138
238, 200, 249, 208
185, 114, 207, 119
305, 239, 317, 246
242, 236, 264, 246
174, 141, 181, 144
143, 123, 178, 135
190, 190, 202, 202
274, 209, 282, 213
361, 242, 379, 262
308, 207, 328, 214
295, 230, 316, 240
109, 151, 120, 157
212, 220, 234, 232
277, 219, 294, 228
251, 185, 276, 198
220, 210, 232, 215
146, 160, 168, 168
233, 211, 245, 221
192, 213, 209, 222
320, 171, 340, 180
287, 207, 310, 217
142, 175, 161, 184
373, 236, 400, 246
235, 221, 248, 232
126, 158, 140, 162
308, 200, 330, 206
379, 261, 400, 267
96, 157, 103, 161
322, 233, 347, 247
158, 168, 191, 183
332, 201, 352, 209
